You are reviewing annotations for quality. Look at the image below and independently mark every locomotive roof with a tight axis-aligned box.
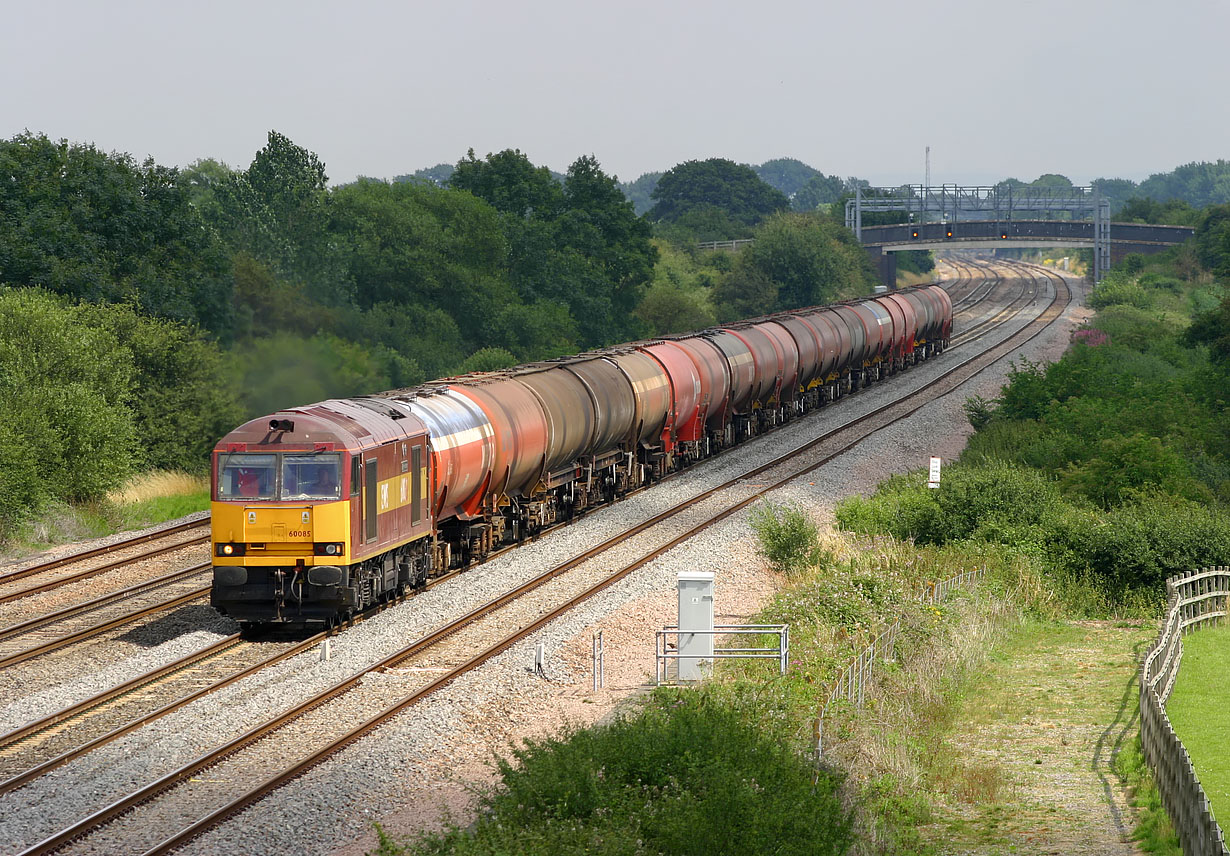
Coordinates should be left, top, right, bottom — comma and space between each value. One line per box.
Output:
214, 398, 426, 453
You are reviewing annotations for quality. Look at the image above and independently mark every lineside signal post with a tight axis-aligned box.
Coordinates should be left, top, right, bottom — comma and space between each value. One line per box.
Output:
928, 456, 942, 489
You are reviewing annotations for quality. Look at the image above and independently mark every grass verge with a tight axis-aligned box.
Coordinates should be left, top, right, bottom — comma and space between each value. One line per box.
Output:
1116, 735, 1182, 854
1, 470, 209, 560
1164, 622, 1230, 831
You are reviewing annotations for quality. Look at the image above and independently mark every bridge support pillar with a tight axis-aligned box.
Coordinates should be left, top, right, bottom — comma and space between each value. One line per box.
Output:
865, 246, 896, 290
1093, 197, 1111, 283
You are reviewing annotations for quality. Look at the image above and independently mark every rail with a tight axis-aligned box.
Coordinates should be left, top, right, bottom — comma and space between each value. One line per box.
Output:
1140, 567, 1230, 856
814, 566, 985, 760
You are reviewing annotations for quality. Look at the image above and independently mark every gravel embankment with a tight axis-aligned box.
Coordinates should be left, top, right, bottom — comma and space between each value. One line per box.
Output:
0, 268, 1087, 856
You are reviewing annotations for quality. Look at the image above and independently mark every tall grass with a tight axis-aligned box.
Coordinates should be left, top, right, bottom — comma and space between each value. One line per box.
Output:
106, 470, 207, 504
2, 470, 209, 558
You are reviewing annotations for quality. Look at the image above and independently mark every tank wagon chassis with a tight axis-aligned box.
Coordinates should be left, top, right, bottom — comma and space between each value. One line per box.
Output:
210, 286, 953, 627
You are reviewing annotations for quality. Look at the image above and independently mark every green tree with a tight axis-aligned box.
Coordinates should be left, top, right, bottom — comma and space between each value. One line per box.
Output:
1115, 197, 1197, 225
212, 131, 348, 306
792, 172, 846, 211
450, 149, 655, 348
738, 212, 877, 310
754, 158, 821, 198
635, 279, 716, 334
230, 332, 419, 417
450, 148, 564, 219
1030, 173, 1075, 188
1194, 204, 1230, 277
618, 170, 661, 215
0, 133, 234, 335
393, 162, 454, 186
1138, 160, 1230, 207
330, 178, 510, 326
78, 303, 245, 471
1092, 177, 1139, 210
712, 258, 778, 322
0, 289, 139, 531
649, 158, 789, 230
1186, 292, 1230, 363
459, 346, 518, 373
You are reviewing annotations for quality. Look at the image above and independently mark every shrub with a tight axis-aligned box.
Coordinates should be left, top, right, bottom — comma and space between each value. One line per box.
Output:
403, 692, 852, 855
0, 288, 139, 534
931, 463, 1061, 543
1060, 493, 1230, 590
459, 347, 518, 374
749, 501, 827, 575
1088, 273, 1152, 310
962, 394, 997, 430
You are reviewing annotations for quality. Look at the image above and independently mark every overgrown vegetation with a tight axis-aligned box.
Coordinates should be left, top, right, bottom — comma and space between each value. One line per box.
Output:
749, 501, 828, 576
839, 246, 1230, 609
392, 690, 852, 856
1117, 737, 1183, 854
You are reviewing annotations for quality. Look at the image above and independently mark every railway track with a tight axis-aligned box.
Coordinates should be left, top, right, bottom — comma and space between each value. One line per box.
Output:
0, 261, 1007, 686
12, 267, 1073, 856
949, 260, 1042, 347
944, 257, 1003, 312
0, 555, 470, 794
0, 565, 211, 670
0, 519, 209, 602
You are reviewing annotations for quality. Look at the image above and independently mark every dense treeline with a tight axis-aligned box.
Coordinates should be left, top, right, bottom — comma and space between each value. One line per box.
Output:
0, 131, 880, 537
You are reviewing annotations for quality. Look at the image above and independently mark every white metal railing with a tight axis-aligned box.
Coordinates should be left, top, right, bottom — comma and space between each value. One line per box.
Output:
696, 239, 755, 252
655, 624, 788, 684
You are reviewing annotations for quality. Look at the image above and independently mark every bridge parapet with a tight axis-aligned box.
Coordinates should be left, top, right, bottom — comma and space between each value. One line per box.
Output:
846, 184, 1114, 282
861, 220, 1194, 250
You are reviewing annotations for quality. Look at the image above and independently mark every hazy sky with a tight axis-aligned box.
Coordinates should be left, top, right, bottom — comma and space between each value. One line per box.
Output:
4, 0, 1227, 188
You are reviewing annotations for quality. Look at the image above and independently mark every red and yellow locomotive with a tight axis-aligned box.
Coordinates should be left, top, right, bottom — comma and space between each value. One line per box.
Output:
211, 402, 433, 625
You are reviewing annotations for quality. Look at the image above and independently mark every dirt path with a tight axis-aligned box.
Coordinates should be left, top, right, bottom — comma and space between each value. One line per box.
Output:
923, 620, 1151, 855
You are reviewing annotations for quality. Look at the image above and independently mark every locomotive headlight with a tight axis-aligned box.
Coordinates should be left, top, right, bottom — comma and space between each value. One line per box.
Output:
325, 544, 338, 555
313, 542, 345, 557
222, 544, 233, 555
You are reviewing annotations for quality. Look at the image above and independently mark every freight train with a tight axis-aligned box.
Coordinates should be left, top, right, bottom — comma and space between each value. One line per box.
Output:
210, 286, 952, 627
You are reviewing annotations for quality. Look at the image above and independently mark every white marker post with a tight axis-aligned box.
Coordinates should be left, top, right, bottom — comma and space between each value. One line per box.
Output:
927, 456, 942, 489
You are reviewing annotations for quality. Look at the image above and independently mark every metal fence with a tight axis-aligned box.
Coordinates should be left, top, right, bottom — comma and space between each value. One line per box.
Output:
813, 566, 985, 760
1140, 567, 1230, 856
655, 624, 789, 685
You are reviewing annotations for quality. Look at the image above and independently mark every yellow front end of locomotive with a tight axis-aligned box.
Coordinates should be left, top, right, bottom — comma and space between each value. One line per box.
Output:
211, 499, 351, 566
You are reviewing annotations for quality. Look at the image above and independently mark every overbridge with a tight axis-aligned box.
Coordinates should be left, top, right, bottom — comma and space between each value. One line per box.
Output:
846, 184, 1194, 287
861, 219, 1194, 285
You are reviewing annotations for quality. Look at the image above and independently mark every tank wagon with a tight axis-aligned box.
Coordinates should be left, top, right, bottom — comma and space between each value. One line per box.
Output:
211, 285, 952, 626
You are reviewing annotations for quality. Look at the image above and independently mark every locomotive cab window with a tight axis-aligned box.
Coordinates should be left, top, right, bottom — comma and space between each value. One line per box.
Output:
281, 454, 341, 501
217, 454, 277, 500
350, 456, 361, 497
